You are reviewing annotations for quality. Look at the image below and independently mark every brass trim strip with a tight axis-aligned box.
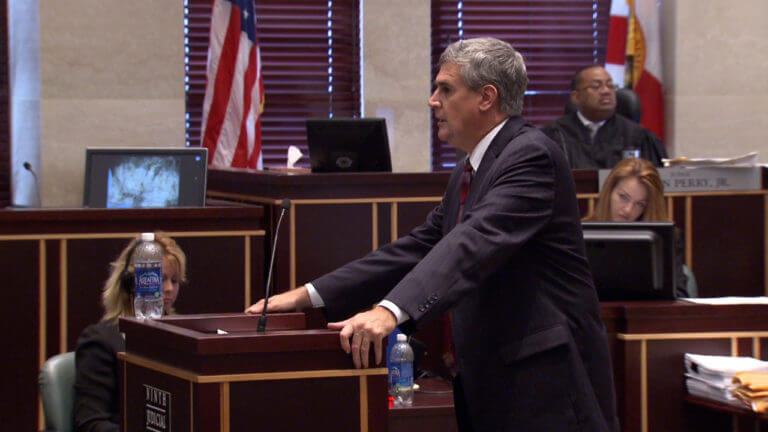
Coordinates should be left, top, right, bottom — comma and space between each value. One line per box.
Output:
666, 196, 674, 220
220, 382, 230, 432
765, 194, 768, 296
618, 331, 768, 341
39, 240, 46, 367
60, 240, 67, 353
372, 203, 378, 251
0, 230, 265, 241
38, 240, 46, 432
360, 376, 368, 432
288, 197, 443, 205
391, 202, 399, 243
290, 204, 296, 289
754, 338, 762, 358
244, 236, 251, 308
574, 190, 768, 201
685, 196, 693, 268
578, 193, 600, 200
731, 338, 739, 356
641, 339, 648, 432
208, 190, 445, 205
120, 353, 387, 384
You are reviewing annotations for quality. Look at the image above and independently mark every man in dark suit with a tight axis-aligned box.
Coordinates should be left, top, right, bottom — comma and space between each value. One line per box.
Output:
247, 37, 619, 431
542, 65, 667, 169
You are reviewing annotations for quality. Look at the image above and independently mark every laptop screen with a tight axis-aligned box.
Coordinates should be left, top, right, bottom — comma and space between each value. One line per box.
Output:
306, 118, 391, 173
83, 147, 208, 208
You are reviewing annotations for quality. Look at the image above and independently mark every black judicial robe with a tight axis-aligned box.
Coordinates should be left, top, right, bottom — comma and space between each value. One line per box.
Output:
542, 111, 667, 169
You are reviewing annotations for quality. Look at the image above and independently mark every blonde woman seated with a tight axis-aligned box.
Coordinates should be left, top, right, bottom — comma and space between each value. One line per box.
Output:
586, 158, 697, 297
74, 233, 186, 432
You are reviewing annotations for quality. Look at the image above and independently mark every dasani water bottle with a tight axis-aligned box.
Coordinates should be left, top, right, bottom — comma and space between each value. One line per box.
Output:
132, 232, 163, 320
389, 333, 414, 407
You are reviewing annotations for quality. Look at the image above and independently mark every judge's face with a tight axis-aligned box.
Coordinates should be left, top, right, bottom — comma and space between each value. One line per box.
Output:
428, 62, 484, 153
571, 66, 617, 122
162, 256, 181, 313
610, 176, 648, 222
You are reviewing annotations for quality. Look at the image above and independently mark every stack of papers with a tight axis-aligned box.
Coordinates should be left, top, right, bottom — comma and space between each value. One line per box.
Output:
685, 354, 768, 407
733, 372, 768, 413
663, 152, 758, 168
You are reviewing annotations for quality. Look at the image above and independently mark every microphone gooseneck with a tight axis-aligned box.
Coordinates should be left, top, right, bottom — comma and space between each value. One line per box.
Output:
23, 161, 42, 206
257, 198, 292, 332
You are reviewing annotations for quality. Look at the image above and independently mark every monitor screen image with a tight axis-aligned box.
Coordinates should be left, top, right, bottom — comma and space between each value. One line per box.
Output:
305, 118, 392, 173
581, 221, 677, 301
83, 147, 208, 208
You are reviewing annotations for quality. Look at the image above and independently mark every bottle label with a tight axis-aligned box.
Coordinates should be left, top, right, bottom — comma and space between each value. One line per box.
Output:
134, 262, 162, 298
390, 362, 413, 389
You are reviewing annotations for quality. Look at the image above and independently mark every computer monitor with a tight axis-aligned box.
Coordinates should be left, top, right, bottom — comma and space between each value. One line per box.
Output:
581, 221, 677, 301
83, 147, 208, 208
305, 118, 392, 173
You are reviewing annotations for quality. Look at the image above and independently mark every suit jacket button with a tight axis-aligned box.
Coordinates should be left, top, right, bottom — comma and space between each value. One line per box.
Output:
418, 305, 426, 312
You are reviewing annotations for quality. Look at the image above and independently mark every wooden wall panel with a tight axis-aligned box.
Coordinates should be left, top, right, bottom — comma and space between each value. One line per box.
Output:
692, 195, 764, 297
0, 207, 264, 432
0, 240, 38, 430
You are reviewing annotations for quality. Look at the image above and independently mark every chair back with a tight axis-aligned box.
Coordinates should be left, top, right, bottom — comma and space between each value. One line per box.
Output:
564, 87, 643, 123
39, 351, 76, 432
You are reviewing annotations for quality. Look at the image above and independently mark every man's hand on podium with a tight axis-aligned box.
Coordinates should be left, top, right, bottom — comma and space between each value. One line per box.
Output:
328, 306, 397, 369
244, 285, 312, 314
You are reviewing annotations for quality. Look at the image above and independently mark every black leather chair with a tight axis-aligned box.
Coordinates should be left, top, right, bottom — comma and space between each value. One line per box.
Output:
565, 87, 642, 122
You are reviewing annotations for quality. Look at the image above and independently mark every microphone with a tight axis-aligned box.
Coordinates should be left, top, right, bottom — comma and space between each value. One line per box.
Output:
23, 161, 42, 207
257, 198, 292, 332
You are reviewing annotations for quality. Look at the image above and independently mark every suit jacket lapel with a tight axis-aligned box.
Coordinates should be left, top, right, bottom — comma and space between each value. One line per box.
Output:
463, 116, 527, 211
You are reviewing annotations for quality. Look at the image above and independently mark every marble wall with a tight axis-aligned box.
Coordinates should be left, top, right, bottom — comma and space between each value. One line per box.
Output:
26, 0, 768, 206
37, 0, 184, 207
362, 0, 431, 172
663, 0, 768, 162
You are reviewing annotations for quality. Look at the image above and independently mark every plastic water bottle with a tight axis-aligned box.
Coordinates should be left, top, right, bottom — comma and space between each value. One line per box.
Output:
132, 232, 163, 320
389, 333, 414, 407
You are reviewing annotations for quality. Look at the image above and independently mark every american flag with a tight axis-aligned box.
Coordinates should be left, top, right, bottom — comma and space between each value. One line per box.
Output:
201, 0, 265, 169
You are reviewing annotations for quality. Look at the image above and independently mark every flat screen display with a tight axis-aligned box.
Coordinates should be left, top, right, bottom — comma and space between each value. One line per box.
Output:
306, 118, 392, 173
83, 147, 208, 208
581, 221, 677, 301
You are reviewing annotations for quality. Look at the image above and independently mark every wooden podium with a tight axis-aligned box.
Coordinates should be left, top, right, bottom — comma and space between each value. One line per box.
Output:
118, 313, 388, 432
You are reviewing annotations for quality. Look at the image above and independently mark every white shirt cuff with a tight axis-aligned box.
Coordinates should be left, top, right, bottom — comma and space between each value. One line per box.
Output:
378, 300, 410, 325
304, 282, 325, 308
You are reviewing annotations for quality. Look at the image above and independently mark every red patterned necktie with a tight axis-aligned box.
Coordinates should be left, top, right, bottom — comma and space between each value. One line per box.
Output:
457, 159, 473, 223
444, 159, 473, 376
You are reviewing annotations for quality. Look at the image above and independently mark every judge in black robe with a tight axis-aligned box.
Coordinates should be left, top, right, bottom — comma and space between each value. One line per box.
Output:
541, 65, 667, 169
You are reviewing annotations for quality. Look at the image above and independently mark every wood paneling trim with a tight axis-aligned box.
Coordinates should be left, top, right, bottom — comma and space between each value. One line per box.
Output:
59, 240, 67, 353
0, 230, 265, 241
618, 331, 768, 341
220, 382, 230, 432
360, 376, 368, 432
120, 352, 386, 384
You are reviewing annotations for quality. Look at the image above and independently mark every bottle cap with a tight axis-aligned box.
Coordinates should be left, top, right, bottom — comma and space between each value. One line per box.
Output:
141, 232, 155, 242
397, 333, 407, 342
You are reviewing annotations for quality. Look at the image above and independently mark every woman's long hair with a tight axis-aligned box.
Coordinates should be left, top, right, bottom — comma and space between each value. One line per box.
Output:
101, 232, 186, 322
588, 158, 668, 222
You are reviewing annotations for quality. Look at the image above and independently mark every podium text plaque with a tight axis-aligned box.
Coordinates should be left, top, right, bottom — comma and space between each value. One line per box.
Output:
118, 313, 388, 432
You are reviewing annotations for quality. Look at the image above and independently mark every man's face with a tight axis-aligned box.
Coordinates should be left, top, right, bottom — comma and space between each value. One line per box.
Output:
571, 66, 617, 122
428, 62, 484, 153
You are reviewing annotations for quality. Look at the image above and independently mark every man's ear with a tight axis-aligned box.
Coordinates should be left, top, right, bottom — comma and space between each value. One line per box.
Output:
570, 90, 581, 107
478, 84, 499, 112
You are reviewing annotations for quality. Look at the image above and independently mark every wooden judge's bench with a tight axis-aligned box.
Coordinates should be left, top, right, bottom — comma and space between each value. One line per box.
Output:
4, 167, 767, 431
